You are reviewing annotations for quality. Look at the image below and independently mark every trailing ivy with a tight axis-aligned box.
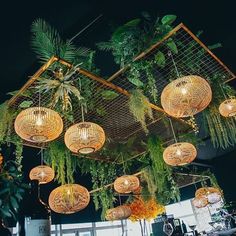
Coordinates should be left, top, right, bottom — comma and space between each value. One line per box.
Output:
146, 135, 180, 205
89, 161, 117, 220
128, 89, 153, 133
202, 75, 236, 149
45, 141, 79, 184
0, 102, 16, 144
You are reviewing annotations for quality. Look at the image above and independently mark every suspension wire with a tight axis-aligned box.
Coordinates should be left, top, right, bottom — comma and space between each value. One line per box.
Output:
69, 14, 103, 42
168, 118, 178, 143
40, 148, 44, 165
168, 50, 180, 77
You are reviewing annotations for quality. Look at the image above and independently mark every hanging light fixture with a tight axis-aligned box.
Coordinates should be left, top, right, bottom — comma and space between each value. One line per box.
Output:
192, 196, 208, 208
14, 106, 63, 143
161, 52, 212, 118
163, 118, 197, 166
29, 165, 54, 184
105, 205, 132, 221
219, 99, 236, 117
195, 187, 222, 204
48, 184, 90, 214
114, 175, 140, 194
218, 84, 236, 117
64, 103, 105, 154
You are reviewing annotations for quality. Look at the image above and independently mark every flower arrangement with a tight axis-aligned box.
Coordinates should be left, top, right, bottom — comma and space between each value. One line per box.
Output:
128, 197, 165, 221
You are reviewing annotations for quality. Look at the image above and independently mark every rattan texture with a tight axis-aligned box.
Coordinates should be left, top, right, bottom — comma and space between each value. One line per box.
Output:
48, 184, 90, 214
219, 98, 236, 117
114, 175, 140, 194
105, 205, 132, 221
29, 165, 55, 184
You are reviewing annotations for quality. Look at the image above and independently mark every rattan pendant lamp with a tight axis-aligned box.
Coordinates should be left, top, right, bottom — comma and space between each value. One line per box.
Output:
114, 153, 140, 194
219, 85, 236, 117
14, 92, 63, 143
29, 148, 54, 184
163, 118, 197, 166
64, 103, 105, 154
161, 52, 212, 118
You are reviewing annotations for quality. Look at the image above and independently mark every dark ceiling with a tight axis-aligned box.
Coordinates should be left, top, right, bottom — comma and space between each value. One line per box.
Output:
1, 0, 236, 225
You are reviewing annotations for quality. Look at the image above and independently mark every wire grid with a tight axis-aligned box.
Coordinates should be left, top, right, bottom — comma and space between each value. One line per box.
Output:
8, 57, 189, 162
108, 24, 235, 107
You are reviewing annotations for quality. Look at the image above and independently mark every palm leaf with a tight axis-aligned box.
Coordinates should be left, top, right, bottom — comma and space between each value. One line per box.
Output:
31, 19, 62, 63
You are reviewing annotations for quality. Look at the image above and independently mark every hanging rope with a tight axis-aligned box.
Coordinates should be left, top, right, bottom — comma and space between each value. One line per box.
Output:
69, 14, 103, 42
168, 117, 178, 143
168, 50, 180, 77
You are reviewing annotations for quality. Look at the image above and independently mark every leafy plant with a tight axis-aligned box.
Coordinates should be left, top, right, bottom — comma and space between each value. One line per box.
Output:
97, 13, 177, 67
202, 75, 236, 149
128, 89, 153, 133
0, 102, 16, 144
146, 135, 180, 205
31, 19, 92, 65
89, 161, 117, 220
0, 156, 26, 219
44, 141, 79, 184
36, 65, 84, 111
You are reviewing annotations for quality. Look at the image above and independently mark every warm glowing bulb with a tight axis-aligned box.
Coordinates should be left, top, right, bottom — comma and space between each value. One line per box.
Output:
181, 88, 187, 95
40, 171, 46, 178
227, 104, 233, 110
176, 149, 182, 156
35, 116, 43, 126
80, 128, 88, 140
124, 179, 129, 186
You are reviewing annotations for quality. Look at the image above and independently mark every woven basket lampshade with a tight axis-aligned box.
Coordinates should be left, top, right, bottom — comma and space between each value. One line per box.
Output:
64, 122, 105, 154
219, 99, 236, 117
114, 175, 140, 194
14, 107, 63, 143
29, 165, 55, 184
49, 184, 90, 214
105, 206, 132, 221
195, 187, 222, 204
192, 197, 208, 208
163, 142, 197, 166
161, 75, 212, 118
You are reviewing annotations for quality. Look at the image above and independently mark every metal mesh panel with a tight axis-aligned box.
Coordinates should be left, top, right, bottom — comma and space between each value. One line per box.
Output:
9, 24, 234, 163
108, 24, 235, 107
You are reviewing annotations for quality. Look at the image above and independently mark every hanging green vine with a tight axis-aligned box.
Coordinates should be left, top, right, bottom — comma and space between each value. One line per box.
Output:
89, 161, 117, 220
128, 89, 153, 133
145, 135, 180, 205
45, 141, 79, 184
202, 75, 236, 149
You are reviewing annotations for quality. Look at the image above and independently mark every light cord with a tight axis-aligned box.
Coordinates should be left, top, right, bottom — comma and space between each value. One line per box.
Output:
169, 118, 178, 143
168, 51, 180, 77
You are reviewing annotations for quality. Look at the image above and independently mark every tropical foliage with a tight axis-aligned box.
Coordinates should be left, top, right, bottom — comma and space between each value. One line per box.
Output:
0, 155, 26, 219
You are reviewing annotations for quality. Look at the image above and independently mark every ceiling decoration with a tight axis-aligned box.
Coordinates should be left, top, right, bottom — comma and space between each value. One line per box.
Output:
0, 14, 235, 220
105, 205, 132, 221
14, 106, 63, 143
29, 165, 55, 184
163, 142, 197, 166
219, 99, 236, 117
113, 175, 140, 194
64, 122, 106, 154
48, 184, 90, 214
195, 187, 222, 204
161, 75, 212, 118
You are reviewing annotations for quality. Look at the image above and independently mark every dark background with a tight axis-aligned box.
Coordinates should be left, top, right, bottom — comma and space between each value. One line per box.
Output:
1, 0, 235, 223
